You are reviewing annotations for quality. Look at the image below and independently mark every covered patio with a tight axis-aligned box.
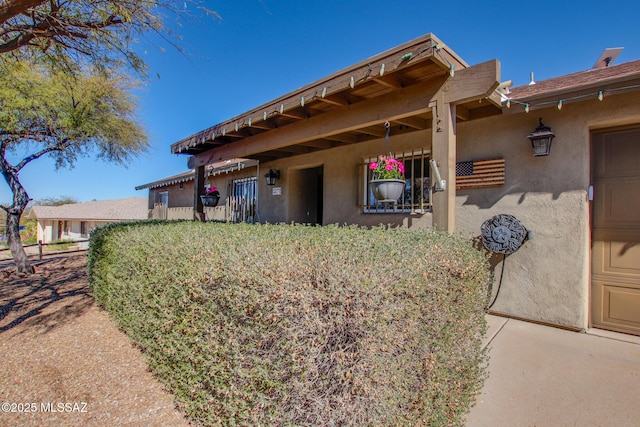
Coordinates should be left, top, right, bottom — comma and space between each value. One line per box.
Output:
170, 33, 503, 231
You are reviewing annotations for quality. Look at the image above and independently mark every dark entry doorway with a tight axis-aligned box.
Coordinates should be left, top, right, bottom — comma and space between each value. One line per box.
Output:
289, 166, 323, 225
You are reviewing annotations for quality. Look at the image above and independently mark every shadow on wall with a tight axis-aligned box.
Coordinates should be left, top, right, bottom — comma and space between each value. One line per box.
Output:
460, 183, 566, 210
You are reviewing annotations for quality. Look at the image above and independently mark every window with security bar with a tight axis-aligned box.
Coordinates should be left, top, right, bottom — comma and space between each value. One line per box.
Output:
363, 149, 431, 213
230, 177, 257, 223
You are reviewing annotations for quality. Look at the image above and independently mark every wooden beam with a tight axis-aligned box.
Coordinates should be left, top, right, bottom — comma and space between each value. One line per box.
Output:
427, 61, 499, 233
322, 133, 359, 144
281, 110, 308, 120
300, 140, 335, 149
250, 121, 275, 130
194, 165, 205, 221
441, 59, 500, 105
430, 92, 456, 233
373, 74, 403, 89
187, 61, 499, 168
273, 145, 313, 154
318, 94, 349, 107
394, 116, 428, 130
455, 105, 470, 121
353, 126, 387, 138
188, 77, 446, 168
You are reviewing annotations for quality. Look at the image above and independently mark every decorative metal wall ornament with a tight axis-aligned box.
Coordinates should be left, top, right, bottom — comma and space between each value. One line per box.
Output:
481, 214, 528, 254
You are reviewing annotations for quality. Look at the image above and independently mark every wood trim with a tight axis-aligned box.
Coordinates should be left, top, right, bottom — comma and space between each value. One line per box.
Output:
188, 77, 445, 168
188, 60, 500, 168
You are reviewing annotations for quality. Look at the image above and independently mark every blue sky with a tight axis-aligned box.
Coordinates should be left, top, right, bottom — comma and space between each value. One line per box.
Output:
3, 0, 640, 204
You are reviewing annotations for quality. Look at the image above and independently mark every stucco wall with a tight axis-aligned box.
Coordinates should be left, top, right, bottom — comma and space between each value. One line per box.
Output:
258, 131, 434, 230
456, 91, 640, 329
146, 91, 637, 330
148, 182, 193, 209
258, 91, 639, 330
147, 170, 258, 222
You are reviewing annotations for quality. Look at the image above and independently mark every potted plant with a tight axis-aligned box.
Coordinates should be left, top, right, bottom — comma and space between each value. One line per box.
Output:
200, 185, 220, 207
369, 154, 405, 202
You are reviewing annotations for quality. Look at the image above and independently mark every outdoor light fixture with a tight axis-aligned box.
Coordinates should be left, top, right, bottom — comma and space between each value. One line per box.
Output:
264, 168, 280, 186
527, 118, 555, 156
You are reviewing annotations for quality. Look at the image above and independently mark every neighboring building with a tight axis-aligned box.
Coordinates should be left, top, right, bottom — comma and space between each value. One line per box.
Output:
135, 159, 257, 222
137, 33, 640, 336
27, 197, 148, 245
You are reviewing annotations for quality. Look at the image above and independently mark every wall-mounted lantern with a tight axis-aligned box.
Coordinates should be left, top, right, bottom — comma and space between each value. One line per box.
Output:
264, 168, 280, 186
527, 118, 555, 156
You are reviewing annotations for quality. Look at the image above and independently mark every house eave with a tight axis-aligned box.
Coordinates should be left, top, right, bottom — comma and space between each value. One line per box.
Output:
135, 159, 259, 191
170, 33, 502, 167
502, 64, 640, 114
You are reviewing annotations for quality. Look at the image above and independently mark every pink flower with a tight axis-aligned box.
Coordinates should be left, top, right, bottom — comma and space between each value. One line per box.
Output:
369, 154, 405, 180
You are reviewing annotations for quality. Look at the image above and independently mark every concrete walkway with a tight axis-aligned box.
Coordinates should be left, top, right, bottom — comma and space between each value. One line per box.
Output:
466, 315, 640, 427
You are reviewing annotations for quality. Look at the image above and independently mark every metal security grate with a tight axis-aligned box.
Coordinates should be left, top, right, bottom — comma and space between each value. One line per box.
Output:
364, 149, 431, 214
230, 177, 257, 223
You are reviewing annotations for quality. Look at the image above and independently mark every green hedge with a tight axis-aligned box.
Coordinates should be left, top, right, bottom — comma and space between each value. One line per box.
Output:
88, 221, 490, 426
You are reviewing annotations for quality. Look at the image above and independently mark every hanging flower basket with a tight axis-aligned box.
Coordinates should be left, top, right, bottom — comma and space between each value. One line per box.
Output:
200, 195, 220, 207
201, 185, 220, 207
369, 154, 405, 202
370, 179, 405, 202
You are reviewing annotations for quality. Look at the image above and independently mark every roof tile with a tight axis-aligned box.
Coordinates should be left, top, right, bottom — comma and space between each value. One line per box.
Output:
508, 59, 640, 100
28, 197, 148, 221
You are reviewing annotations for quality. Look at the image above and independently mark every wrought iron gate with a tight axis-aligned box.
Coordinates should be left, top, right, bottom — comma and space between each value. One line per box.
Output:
230, 177, 257, 223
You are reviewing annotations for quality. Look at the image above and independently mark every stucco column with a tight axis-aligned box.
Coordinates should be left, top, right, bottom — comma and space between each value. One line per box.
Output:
431, 92, 456, 233
194, 164, 205, 221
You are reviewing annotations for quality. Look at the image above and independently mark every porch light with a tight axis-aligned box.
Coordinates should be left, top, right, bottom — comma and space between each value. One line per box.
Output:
527, 118, 555, 156
264, 168, 280, 186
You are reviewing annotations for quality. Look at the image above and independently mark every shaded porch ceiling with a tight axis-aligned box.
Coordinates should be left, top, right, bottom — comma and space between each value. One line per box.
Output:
171, 33, 503, 166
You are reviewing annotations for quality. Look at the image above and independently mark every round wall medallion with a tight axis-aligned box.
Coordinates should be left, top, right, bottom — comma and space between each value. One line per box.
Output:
481, 214, 527, 254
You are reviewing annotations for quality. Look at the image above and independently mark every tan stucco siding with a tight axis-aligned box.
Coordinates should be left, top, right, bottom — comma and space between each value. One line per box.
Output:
259, 131, 435, 229
259, 91, 639, 330
456, 91, 640, 329
148, 170, 258, 222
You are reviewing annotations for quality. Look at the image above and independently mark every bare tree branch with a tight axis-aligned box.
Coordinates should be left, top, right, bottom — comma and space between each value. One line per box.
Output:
0, 0, 46, 26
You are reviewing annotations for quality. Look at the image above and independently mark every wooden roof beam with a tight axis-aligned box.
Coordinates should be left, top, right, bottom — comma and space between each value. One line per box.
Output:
373, 74, 403, 89
353, 126, 386, 138
440, 60, 501, 105
188, 76, 447, 168
323, 133, 359, 144
281, 109, 308, 120
393, 116, 428, 130
455, 105, 470, 121
318, 93, 350, 107
187, 60, 498, 167
250, 121, 275, 130
273, 145, 313, 154
299, 140, 334, 149
173, 34, 459, 154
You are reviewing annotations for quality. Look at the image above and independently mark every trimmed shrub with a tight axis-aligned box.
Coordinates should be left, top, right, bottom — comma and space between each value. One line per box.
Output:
88, 221, 490, 426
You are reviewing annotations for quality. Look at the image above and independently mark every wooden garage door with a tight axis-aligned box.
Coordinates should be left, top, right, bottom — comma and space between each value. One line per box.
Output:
591, 127, 640, 335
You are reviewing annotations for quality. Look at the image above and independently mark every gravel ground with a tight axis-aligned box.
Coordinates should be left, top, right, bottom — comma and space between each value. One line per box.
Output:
0, 254, 192, 427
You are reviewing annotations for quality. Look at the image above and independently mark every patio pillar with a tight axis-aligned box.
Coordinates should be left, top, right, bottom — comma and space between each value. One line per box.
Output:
194, 164, 205, 221
431, 91, 456, 233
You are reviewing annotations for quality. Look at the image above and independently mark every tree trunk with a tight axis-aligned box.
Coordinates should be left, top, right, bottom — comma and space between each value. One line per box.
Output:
6, 210, 33, 273
1, 156, 34, 274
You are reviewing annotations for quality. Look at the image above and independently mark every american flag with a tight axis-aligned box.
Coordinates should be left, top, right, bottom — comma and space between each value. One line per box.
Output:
456, 158, 505, 190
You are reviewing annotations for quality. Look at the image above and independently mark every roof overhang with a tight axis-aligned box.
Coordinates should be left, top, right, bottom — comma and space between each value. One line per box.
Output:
170, 33, 502, 168
503, 59, 640, 114
135, 158, 258, 190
